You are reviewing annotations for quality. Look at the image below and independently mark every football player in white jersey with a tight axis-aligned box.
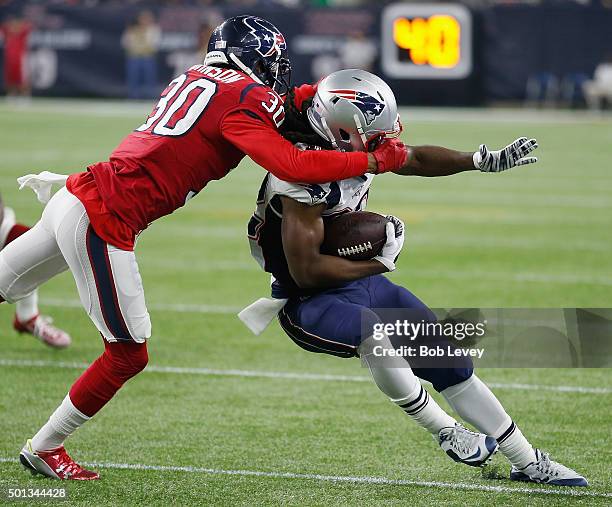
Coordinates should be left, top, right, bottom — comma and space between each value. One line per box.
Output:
240, 69, 587, 486
0, 193, 70, 348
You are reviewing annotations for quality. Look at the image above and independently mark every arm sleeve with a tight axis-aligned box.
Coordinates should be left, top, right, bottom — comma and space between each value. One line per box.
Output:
221, 110, 368, 184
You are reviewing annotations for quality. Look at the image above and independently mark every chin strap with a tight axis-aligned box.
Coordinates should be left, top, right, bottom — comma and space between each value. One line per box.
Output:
320, 117, 338, 150
228, 53, 266, 86
353, 113, 369, 151
204, 50, 267, 87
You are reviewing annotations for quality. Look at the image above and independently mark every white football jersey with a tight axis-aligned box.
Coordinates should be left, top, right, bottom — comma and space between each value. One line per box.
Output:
248, 171, 375, 297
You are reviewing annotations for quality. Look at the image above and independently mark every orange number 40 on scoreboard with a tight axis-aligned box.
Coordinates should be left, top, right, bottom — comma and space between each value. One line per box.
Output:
382, 3, 473, 79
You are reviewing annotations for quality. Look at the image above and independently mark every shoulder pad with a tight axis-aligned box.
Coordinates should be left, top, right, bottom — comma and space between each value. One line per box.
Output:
269, 176, 330, 206
238, 85, 286, 128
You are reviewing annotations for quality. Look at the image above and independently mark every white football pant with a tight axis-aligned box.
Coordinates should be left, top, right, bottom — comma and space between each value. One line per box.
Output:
0, 187, 151, 342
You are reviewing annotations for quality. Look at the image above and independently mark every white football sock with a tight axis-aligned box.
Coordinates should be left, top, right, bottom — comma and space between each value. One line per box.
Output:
442, 374, 536, 468
359, 336, 456, 435
15, 291, 39, 323
494, 421, 537, 469
30, 394, 90, 453
392, 382, 457, 435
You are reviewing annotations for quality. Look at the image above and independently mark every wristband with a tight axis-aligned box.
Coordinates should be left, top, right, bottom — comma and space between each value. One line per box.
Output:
472, 150, 481, 170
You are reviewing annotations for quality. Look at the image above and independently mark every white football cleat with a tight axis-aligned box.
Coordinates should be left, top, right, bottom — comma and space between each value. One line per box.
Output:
14, 314, 72, 349
510, 448, 588, 486
438, 423, 498, 467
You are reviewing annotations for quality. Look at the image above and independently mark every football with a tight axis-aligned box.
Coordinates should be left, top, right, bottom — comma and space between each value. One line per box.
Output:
321, 211, 388, 261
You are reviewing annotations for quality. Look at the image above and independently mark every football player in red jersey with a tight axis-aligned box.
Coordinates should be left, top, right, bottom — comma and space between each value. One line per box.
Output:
0, 16, 408, 480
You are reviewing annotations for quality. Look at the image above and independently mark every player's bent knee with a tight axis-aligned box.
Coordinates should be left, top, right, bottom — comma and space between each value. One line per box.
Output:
98, 312, 151, 344
359, 308, 382, 346
128, 312, 152, 343
0, 284, 32, 304
414, 365, 474, 393
106, 341, 149, 380
368, 364, 421, 402
127, 345, 149, 375
0, 256, 29, 303
0, 280, 10, 304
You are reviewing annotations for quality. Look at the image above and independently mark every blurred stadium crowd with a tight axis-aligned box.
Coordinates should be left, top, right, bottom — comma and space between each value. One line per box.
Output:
3, 0, 612, 8
1, 0, 611, 107
3, 0, 372, 7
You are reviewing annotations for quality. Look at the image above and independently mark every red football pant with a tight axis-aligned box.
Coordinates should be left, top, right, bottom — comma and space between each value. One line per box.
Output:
69, 340, 148, 417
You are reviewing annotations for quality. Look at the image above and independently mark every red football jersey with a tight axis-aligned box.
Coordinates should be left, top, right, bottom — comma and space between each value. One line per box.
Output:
68, 65, 368, 249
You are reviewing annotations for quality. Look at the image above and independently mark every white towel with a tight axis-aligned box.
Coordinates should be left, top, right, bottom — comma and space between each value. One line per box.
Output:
238, 297, 288, 335
17, 171, 69, 204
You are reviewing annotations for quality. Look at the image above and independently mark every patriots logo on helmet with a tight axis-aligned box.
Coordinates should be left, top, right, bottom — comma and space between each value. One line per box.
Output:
243, 17, 287, 59
329, 89, 386, 126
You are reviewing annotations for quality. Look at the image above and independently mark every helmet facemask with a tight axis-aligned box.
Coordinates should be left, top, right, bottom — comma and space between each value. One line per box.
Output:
225, 51, 291, 96
260, 56, 291, 96
353, 113, 403, 152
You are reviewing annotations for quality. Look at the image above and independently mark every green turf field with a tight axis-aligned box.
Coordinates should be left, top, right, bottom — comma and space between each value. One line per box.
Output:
0, 101, 610, 505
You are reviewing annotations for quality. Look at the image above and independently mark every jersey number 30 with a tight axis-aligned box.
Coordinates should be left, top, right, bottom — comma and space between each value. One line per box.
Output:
136, 74, 216, 136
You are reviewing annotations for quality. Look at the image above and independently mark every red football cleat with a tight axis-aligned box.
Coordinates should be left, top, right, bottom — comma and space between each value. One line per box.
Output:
20, 440, 100, 480
13, 314, 71, 349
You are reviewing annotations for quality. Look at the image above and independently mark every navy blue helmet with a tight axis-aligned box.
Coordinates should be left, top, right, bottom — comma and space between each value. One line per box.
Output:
205, 15, 291, 95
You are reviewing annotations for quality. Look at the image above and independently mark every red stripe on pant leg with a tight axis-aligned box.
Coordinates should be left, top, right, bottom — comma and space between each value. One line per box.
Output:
69, 339, 148, 417
5, 223, 30, 244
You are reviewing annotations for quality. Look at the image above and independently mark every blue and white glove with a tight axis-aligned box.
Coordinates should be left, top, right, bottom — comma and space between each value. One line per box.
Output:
474, 137, 538, 173
374, 215, 405, 272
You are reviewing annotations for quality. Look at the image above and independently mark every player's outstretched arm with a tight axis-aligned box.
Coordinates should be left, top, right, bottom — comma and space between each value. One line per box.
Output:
221, 111, 386, 183
280, 197, 389, 289
394, 137, 538, 177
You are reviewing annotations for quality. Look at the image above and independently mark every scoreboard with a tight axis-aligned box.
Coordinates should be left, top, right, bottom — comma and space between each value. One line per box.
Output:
381, 3, 473, 80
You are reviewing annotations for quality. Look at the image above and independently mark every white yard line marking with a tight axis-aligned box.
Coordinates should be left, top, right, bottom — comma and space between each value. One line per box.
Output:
414, 270, 612, 287
1, 358, 609, 394
2, 100, 611, 125
0, 457, 608, 498
0, 100, 151, 118
37, 262, 612, 284
128, 222, 612, 253
381, 192, 612, 209
484, 381, 611, 394
40, 297, 242, 314
400, 106, 612, 125
119, 257, 612, 286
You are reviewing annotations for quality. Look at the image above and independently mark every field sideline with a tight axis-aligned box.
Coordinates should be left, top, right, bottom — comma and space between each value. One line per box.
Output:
0, 100, 610, 505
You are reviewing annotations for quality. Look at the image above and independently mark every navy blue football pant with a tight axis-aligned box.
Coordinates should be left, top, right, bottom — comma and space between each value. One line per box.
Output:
278, 275, 473, 392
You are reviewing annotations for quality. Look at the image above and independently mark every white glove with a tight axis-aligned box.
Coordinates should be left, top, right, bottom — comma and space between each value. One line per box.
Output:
17, 171, 69, 204
473, 137, 538, 173
374, 216, 405, 272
